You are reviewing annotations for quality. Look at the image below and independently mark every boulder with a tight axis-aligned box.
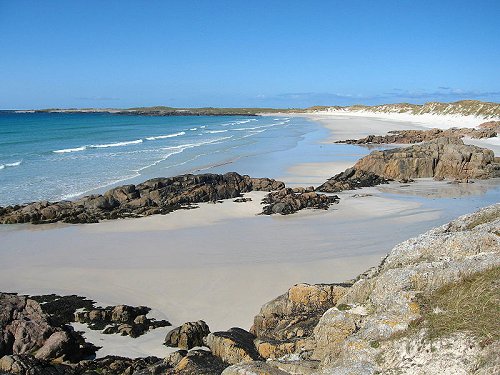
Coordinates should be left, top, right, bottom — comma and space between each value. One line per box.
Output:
252, 283, 349, 341
316, 168, 390, 192
221, 361, 291, 375
261, 188, 339, 215
204, 328, 262, 365
0, 354, 72, 374
168, 349, 228, 374
164, 320, 210, 349
353, 137, 500, 181
34, 331, 78, 360
74, 303, 170, 338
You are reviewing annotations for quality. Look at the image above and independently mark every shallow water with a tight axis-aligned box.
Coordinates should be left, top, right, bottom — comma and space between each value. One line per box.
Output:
0, 112, 368, 205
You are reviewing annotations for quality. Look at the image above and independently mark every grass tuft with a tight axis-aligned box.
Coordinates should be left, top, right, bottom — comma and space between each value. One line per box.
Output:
419, 267, 500, 341
465, 210, 500, 230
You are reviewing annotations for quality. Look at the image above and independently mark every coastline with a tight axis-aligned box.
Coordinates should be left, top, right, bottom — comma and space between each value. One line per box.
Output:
1, 112, 499, 359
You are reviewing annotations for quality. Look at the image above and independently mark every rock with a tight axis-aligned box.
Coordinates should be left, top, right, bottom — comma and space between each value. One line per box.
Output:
74, 303, 170, 338
233, 198, 252, 203
312, 203, 500, 372
478, 120, 500, 132
111, 305, 149, 323
221, 361, 291, 375
352, 137, 500, 181
311, 308, 362, 361
316, 168, 390, 193
261, 188, 339, 215
164, 350, 188, 367
204, 328, 262, 365
266, 359, 320, 374
34, 331, 78, 360
0, 354, 72, 374
0, 173, 285, 224
0, 293, 91, 361
335, 126, 498, 145
164, 321, 210, 349
251, 283, 350, 346
168, 349, 228, 374
75, 355, 163, 375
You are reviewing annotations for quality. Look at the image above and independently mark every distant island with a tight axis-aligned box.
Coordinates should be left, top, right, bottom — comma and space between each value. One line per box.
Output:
5, 99, 500, 118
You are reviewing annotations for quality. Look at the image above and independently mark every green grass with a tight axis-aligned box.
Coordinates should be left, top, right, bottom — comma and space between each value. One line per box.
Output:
419, 266, 500, 342
465, 210, 500, 230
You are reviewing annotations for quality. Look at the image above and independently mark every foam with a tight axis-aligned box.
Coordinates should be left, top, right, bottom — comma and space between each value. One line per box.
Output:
145, 132, 185, 141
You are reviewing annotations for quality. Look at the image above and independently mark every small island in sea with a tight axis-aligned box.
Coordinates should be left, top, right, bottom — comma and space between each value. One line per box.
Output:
1, 1, 499, 374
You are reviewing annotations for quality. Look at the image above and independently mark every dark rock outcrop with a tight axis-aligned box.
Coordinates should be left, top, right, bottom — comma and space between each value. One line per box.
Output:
261, 188, 339, 215
0, 293, 95, 362
335, 127, 498, 145
76, 355, 165, 375
0, 354, 73, 374
316, 168, 390, 193
0, 173, 284, 224
75, 304, 170, 338
164, 321, 210, 349
353, 137, 500, 181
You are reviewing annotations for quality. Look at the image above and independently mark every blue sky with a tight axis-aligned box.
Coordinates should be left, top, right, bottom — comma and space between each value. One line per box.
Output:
0, 0, 499, 109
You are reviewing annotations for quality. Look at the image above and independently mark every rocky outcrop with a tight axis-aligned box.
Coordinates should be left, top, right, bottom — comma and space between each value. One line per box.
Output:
310, 204, 500, 373
0, 354, 72, 374
2, 205, 499, 374
479, 120, 500, 131
222, 361, 291, 375
204, 328, 262, 365
218, 204, 500, 374
261, 188, 339, 215
0, 173, 285, 224
0, 294, 95, 363
316, 168, 390, 193
165, 349, 228, 375
335, 126, 498, 145
75, 304, 170, 338
251, 283, 349, 360
352, 137, 500, 181
164, 321, 210, 349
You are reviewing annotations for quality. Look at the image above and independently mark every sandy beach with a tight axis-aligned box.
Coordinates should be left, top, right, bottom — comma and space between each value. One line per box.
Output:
1, 113, 499, 358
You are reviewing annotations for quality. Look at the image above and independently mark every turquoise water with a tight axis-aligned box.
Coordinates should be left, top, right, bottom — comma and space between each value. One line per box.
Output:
0, 112, 368, 205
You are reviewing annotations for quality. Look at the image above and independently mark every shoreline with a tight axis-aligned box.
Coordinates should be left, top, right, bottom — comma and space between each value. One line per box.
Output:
1, 112, 499, 359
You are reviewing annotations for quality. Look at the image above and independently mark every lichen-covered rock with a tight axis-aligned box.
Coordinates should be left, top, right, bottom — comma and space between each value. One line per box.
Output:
167, 349, 228, 375
376, 330, 498, 375
204, 328, 261, 365
312, 203, 500, 373
164, 320, 210, 349
252, 283, 349, 342
221, 361, 291, 375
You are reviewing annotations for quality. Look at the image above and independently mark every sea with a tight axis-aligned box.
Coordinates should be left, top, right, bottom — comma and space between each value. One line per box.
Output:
0, 112, 366, 206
